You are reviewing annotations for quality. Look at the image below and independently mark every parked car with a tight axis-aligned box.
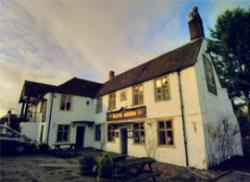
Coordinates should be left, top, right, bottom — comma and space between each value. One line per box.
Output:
0, 124, 38, 155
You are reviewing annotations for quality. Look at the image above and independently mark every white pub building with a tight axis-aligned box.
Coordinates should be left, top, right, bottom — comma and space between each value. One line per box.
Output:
19, 7, 242, 169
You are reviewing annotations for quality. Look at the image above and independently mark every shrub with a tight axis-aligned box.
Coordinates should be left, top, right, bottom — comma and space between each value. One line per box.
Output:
97, 153, 113, 178
79, 154, 96, 175
39, 143, 50, 154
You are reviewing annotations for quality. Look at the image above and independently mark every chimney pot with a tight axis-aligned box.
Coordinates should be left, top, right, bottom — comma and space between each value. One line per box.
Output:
109, 70, 115, 80
188, 7, 204, 41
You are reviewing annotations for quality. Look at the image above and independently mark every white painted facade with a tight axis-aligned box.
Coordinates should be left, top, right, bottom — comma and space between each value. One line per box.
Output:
20, 39, 243, 169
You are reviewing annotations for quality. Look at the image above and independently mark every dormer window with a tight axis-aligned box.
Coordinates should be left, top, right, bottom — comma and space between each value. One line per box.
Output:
60, 94, 72, 111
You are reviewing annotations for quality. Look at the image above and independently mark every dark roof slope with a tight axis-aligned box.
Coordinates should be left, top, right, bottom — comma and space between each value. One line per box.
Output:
57, 77, 103, 98
19, 81, 56, 102
98, 38, 203, 96
19, 78, 103, 102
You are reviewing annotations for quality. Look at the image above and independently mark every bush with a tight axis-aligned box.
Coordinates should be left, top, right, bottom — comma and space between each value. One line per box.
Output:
39, 144, 50, 154
97, 153, 113, 178
79, 154, 96, 175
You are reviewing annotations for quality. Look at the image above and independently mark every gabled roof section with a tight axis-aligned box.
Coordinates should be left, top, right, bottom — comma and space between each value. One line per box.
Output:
19, 81, 56, 102
19, 77, 103, 102
57, 77, 103, 98
98, 38, 203, 96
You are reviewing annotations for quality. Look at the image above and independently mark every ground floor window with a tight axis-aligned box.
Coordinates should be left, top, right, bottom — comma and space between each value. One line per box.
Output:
95, 125, 101, 141
158, 120, 174, 145
56, 124, 70, 142
133, 123, 145, 144
107, 125, 115, 142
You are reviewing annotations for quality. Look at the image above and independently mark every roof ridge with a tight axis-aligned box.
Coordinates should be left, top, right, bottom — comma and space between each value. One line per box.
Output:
24, 80, 56, 87
108, 38, 203, 82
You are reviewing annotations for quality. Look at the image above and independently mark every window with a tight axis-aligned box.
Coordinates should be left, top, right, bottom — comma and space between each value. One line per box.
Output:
133, 84, 144, 105
40, 101, 47, 122
158, 121, 174, 145
95, 125, 101, 141
60, 95, 72, 111
56, 125, 70, 142
107, 125, 115, 142
120, 90, 127, 101
108, 93, 116, 111
133, 123, 145, 144
96, 97, 102, 113
154, 75, 170, 101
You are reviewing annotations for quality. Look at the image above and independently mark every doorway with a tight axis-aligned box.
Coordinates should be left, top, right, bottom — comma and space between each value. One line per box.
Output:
76, 126, 85, 149
120, 128, 128, 154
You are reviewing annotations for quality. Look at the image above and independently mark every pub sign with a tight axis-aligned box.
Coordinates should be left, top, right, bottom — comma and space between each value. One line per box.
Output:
107, 106, 146, 121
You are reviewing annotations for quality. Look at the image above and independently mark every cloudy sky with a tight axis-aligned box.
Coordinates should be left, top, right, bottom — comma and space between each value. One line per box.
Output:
0, 0, 249, 117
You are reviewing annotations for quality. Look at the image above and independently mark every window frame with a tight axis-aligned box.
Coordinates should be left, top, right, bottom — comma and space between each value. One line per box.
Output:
60, 94, 72, 111
108, 93, 116, 111
107, 124, 115, 142
120, 90, 127, 102
157, 120, 174, 146
56, 124, 70, 142
154, 75, 170, 102
133, 122, 145, 144
95, 125, 101, 141
132, 84, 144, 106
96, 97, 103, 113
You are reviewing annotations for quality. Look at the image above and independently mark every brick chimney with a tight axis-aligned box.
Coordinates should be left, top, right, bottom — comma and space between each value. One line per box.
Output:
188, 7, 204, 41
109, 70, 115, 80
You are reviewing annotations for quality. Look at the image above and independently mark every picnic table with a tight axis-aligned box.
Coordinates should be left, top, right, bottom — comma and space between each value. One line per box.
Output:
113, 157, 160, 182
53, 143, 77, 157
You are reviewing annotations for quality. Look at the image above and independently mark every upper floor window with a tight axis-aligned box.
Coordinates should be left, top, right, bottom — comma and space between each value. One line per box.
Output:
40, 101, 47, 122
96, 97, 103, 113
154, 75, 170, 101
203, 55, 217, 95
120, 90, 127, 102
108, 93, 116, 111
133, 84, 144, 105
158, 120, 174, 146
56, 124, 70, 142
60, 95, 72, 111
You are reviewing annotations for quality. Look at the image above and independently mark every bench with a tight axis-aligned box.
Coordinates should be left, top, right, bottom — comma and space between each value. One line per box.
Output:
53, 143, 77, 157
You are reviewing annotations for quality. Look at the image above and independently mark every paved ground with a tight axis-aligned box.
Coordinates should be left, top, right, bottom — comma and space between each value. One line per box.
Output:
1, 153, 250, 182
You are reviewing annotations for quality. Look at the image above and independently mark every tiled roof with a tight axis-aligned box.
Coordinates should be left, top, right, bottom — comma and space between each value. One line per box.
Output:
98, 38, 203, 96
19, 77, 103, 102
19, 81, 56, 102
57, 77, 103, 98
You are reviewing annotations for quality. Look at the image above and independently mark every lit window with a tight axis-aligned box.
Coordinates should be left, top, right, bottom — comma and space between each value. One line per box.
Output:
133, 123, 145, 144
56, 125, 70, 142
40, 101, 47, 122
96, 97, 102, 113
133, 84, 144, 105
154, 75, 170, 101
60, 95, 72, 111
95, 125, 101, 141
107, 125, 115, 142
108, 93, 116, 111
158, 121, 174, 145
120, 90, 127, 101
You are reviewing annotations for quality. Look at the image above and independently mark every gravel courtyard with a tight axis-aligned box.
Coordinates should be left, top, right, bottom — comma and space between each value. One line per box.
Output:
1, 152, 250, 182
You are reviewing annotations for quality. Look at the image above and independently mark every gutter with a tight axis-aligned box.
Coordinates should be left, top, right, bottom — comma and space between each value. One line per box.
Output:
46, 92, 54, 144
177, 70, 189, 167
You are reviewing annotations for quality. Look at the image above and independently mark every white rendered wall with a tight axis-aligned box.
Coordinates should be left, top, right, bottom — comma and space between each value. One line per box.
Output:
20, 122, 40, 141
96, 65, 207, 168
195, 40, 243, 167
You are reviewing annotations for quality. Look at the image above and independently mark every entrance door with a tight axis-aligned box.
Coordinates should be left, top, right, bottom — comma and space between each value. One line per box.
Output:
76, 126, 85, 149
120, 128, 128, 154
